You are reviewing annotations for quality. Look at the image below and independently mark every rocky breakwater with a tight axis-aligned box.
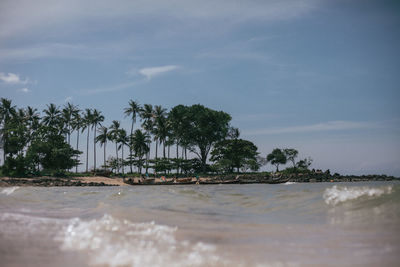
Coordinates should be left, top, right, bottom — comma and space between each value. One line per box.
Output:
280, 170, 398, 183
0, 177, 118, 187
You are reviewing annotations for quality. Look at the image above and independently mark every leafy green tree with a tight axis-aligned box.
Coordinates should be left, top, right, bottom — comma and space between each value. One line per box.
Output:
283, 148, 298, 168
211, 138, 259, 173
25, 125, 81, 175
184, 104, 231, 172
296, 157, 313, 170
267, 148, 287, 172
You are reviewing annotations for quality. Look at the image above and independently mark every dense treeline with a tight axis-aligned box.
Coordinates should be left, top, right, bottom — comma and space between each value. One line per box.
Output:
0, 98, 312, 177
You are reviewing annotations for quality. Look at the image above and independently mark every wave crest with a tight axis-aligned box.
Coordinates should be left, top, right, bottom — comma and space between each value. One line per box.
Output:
1, 186, 19, 195
57, 214, 225, 267
323, 185, 393, 206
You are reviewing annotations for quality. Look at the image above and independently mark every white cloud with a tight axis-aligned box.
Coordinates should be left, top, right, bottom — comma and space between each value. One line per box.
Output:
19, 87, 30, 93
139, 65, 179, 80
78, 80, 147, 95
243, 121, 376, 136
0, 72, 28, 84
65, 96, 73, 102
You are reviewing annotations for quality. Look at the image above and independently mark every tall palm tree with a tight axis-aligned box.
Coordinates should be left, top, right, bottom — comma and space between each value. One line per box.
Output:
124, 100, 141, 173
25, 106, 40, 147
153, 105, 167, 160
82, 109, 93, 172
71, 111, 83, 173
0, 98, 16, 163
140, 104, 154, 173
109, 120, 121, 173
118, 129, 128, 174
131, 129, 150, 175
62, 102, 79, 145
91, 109, 104, 171
96, 126, 110, 170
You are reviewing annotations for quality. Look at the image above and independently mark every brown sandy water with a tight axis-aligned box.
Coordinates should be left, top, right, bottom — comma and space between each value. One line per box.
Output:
1, 182, 399, 266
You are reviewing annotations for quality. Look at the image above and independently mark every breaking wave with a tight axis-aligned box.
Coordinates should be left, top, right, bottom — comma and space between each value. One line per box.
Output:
323, 185, 393, 206
57, 214, 226, 267
1, 186, 19, 195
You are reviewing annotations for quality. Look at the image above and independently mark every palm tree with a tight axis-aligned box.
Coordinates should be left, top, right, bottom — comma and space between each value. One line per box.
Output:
25, 106, 40, 147
82, 109, 93, 173
124, 100, 141, 173
62, 102, 79, 145
131, 129, 150, 175
118, 129, 128, 174
109, 120, 121, 173
91, 109, 104, 171
42, 103, 62, 128
0, 98, 16, 163
71, 111, 83, 173
96, 126, 110, 170
153, 105, 167, 160
140, 104, 154, 173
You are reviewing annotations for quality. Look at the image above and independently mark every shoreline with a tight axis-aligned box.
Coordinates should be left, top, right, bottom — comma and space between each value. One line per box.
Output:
0, 173, 398, 187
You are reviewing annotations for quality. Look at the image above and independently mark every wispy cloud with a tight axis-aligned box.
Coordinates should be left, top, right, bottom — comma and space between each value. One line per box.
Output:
0, 72, 28, 84
139, 65, 179, 80
243, 121, 377, 136
234, 113, 285, 121
18, 87, 30, 93
78, 80, 146, 95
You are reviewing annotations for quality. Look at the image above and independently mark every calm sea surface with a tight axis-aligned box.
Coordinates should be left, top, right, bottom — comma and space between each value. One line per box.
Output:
1, 181, 399, 266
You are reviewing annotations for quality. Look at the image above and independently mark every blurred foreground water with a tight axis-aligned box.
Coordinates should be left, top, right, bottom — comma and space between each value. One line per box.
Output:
1, 181, 399, 266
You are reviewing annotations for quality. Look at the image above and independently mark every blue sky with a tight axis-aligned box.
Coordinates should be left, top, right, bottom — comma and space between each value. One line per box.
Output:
1, 0, 399, 175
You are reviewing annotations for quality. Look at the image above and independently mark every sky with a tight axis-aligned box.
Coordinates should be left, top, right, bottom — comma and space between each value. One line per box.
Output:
1, 0, 399, 175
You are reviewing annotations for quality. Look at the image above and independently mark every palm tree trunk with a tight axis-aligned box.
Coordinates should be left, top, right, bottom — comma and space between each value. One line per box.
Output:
155, 139, 158, 159
130, 120, 133, 173
76, 130, 80, 173
67, 125, 70, 145
93, 125, 97, 171
86, 128, 90, 173
145, 140, 150, 174
115, 142, 119, 173
176, 143, 179, 174
122, 145, 124, 174
103, 142, 106, 170
163, 141, 166, 158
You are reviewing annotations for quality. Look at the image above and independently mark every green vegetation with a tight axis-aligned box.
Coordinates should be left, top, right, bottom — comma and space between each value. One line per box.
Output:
0, 97, 313, 177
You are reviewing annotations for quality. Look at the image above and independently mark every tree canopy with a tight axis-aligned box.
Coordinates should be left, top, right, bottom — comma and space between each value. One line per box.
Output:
267, 148, 287, 172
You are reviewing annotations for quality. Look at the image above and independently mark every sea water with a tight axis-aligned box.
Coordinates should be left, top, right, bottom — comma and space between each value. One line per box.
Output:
1, 181, 399, 266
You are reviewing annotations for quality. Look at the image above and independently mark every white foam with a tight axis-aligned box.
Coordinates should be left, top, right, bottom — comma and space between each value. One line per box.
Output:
284, 182, 297, 185
323, 185, 393, 206
57, 214, 226, 267
1, 186, 19, 195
